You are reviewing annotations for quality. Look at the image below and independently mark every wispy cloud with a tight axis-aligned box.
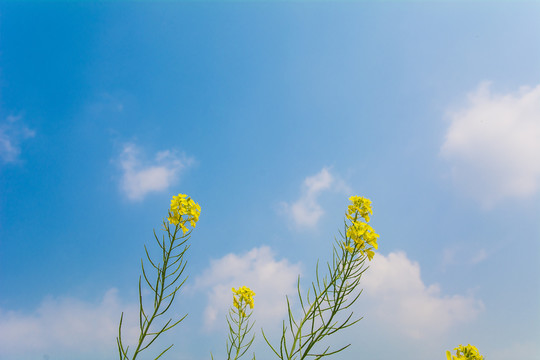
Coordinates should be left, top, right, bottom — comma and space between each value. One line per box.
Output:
362, 251, 484, 339
470, 248, 488, 264
0, 114, 35, 164
441, 82, 540, 208
0, 289, 139, 360
281, 167, 350, 229
117, 143, 194, 201
441, 246, 489, 271
87, 92, 125, 114
441, 247, 458, 271
493, 340, 540, 360
192, 246, 302, 331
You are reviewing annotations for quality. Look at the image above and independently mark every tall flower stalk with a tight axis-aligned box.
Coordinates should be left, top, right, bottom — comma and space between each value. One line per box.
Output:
116, 194, 201, 360
262, 196, 379, 360
214, 286, 256, 360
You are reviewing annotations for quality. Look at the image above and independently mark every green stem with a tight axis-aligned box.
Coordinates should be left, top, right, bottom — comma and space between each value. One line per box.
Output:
234, 307, 244, 360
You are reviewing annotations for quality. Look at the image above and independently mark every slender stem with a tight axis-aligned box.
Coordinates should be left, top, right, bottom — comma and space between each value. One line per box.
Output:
132, 227, 176, 360
234, 309, 243, 360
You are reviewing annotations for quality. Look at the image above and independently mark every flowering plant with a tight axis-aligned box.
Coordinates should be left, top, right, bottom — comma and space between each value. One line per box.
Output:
116, 194, 200, 360
214, 286, 257, 360
261, 195, 379, 359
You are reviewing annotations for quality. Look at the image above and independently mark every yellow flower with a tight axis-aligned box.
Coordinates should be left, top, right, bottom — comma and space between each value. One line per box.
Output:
344, 196, 379, 261
168, 193, 201, 234
232, 286, 255, 317
343, 243, 354, 254
447, 344, 484, 360
364, 248, 374, 261
347, 196, 373, 222
364, 230, 379, 249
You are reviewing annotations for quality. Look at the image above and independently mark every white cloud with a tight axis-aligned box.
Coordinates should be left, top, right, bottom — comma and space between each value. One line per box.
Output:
362, 251, 484, 339
0, 289, 139, 360
281, 167, 350, 228
192, 246, 302, 331
118, 143, 194, 201
0, 114, 35, 163
441, 82, 540, 208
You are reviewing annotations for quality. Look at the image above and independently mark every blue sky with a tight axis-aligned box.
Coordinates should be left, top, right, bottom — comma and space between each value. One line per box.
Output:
0, 1, 539, 360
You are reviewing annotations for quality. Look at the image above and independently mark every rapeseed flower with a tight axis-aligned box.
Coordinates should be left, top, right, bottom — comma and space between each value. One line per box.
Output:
347, 196, 373, 222
232, 286, 255, 317
344, 196, 379, 261
168, 193, 201, 234
344, 244, 354, 253
446, 344, 484, 360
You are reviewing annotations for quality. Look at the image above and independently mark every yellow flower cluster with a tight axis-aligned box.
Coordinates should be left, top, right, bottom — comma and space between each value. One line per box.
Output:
347, 195, 373, 222
446, 344, 484, 360
168, 194, 201, 234
344, 196, 379, 261
232, 286, 255, 317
